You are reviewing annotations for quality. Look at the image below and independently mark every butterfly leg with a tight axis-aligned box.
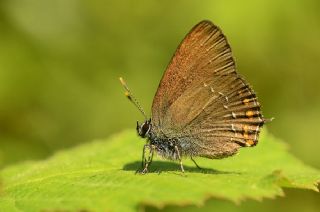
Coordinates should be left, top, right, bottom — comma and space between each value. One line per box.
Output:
139, 144, 154, 174
141, 144, 147, 169
174, 146, 185, 173
191, 156, 202, 169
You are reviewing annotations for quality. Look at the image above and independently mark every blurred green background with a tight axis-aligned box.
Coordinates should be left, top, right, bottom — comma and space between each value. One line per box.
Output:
0, 0, 319, 211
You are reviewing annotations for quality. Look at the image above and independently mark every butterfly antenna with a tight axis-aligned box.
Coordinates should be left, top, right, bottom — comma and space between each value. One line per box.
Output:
119, 77, 148, 120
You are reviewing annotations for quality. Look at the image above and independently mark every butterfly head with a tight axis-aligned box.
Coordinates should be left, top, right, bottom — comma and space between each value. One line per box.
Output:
136, 119, 152, 138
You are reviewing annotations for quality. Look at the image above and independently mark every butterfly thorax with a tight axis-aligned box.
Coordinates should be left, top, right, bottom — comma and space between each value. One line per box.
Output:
136, 120, 181, 160
148, 130, 181, 160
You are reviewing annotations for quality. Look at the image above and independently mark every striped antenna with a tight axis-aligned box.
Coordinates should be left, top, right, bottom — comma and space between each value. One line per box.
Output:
119, 77, 148, 120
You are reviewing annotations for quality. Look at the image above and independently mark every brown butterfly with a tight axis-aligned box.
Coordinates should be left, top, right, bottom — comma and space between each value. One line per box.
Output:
120, 20, 268, 174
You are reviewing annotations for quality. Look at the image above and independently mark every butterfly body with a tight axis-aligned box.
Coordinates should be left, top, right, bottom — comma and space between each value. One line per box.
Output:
123, 20, 267, 174
138, 120, 240, 162
149, 132, 179, 161
137, 121, 180, 161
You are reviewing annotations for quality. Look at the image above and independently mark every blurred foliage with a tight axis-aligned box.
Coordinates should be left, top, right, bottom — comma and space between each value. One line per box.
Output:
0, 0, 319, 211
0, 130, 318, 211
146, 188, 320, 212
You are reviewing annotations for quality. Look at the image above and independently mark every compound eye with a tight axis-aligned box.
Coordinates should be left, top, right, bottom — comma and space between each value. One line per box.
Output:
142, 123, 149, 133
139, 122, 151, 137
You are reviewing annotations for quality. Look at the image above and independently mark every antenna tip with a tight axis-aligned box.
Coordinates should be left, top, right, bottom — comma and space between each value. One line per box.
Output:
119, 77, 125, 84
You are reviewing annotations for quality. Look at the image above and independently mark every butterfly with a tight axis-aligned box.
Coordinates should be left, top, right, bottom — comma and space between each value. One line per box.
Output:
120, 20, 268, 174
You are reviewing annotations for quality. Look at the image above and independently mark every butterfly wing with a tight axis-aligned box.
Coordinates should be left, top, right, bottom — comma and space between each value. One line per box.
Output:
152, 20, 221, 128
151, 20, 265, 158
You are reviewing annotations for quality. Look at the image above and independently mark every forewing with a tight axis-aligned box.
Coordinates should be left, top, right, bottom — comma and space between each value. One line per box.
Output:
151, 21, 219, 128
151, 20, 265, 156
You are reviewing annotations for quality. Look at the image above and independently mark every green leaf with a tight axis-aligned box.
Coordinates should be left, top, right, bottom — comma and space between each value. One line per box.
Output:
0, 129, 319, 211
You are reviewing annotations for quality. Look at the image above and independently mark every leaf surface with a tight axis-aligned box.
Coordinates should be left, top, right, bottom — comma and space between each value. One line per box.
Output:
0, 130, 319, 211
